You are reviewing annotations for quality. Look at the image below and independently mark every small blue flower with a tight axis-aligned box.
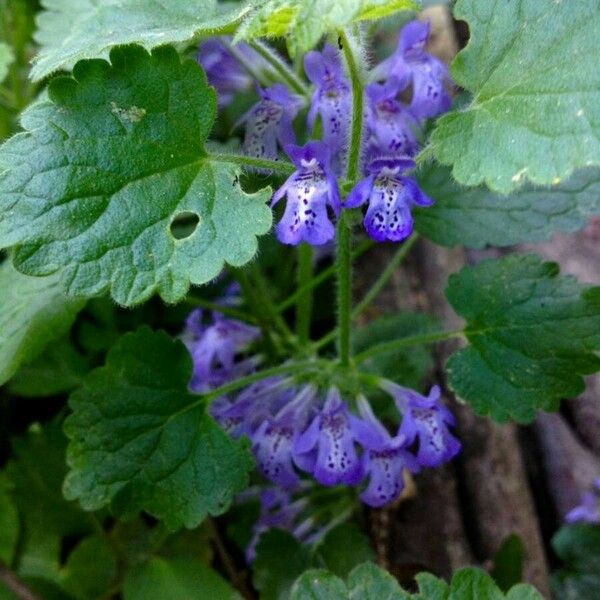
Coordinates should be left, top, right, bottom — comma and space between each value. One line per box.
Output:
236, 83, 304, 161
293, 388, 364, 486
346, 157, 433, 243
272, 141, 341, 246
384, 383, 461, 467
304, 44, 352, 174
364, 77, 420, 160
565, 479, 600, 524
352, 397, 420, 507
183, 310, 260, 392
372, 20, 452, 120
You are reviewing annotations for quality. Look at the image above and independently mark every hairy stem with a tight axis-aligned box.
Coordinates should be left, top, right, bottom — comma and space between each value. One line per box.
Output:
353, 329, 465, 363
276, 238, 374, 313
249, 40, 308, 95
210, 152, 294, 175
336, 213, 353, 366
296, 243, 314, 345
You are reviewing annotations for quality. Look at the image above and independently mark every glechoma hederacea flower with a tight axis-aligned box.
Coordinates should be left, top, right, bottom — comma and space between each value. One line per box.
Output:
345, 157, 434, 243
272, 141, 341, 246
372, 19, 452, 120
236, 83, 304, 160
565, 478, 600, 525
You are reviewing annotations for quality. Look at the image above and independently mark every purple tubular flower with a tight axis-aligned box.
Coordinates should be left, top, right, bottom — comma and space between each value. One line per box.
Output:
183, 310, 260, 392
372, 20, 452, 120
346, 157, 433, 243
236, 84, 304, 160
252, 386, 316, 489
352, 397, 420, 508
293, 388, 363, 486
304, 44, 352, 175
565, 479, 600, 524
198, 39, 256, 108
364, 77, 420, 159
385, 384, 461, 467
272, 141, 341, 246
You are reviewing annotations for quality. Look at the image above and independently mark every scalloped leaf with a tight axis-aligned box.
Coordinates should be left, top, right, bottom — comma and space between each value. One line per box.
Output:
236, 0, 417, 56
31, 0, 251, 81
446, 254, 600, 423
415, 165, 600, 248
430, 0, 600, 193
0, 45, 272, 306
63, 327, 254, 530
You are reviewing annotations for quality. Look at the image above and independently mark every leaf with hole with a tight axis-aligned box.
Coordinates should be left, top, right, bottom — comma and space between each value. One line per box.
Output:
0, 45, 272, 306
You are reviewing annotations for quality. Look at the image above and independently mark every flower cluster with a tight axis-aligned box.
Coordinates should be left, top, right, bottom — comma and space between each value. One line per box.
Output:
565, 478, 600, 525
201, 21, 451, 246
183, 309, 460, 509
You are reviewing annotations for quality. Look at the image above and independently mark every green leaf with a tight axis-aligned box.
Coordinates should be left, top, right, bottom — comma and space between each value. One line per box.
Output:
290, 569, 348, 600
415, 165, 600, 248
8, 337, 90, 397
414, 573, 449, 599
236, 0, 417, 56
314, 524, 375, 579
491, 535, 525, 593
552, 524, 600, 598
123, 557, 242, 600
347, 563, 411, 599
446, 254, 600, 423
5, 421, 93, 581
430, 0, 600, 193
31, 0, 251, 81
63, 327, 254, 529
59, 536, 118, 600
0, 42, 14, 84
0, 475, 19, 565
0, 45, 272, 306
353, 313, 439, 389
0, 262, 85, 386
253, 529, 312, 600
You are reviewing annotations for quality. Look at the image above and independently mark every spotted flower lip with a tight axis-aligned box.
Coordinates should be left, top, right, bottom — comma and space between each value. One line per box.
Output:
272, 141, 341, 246
365, 77, 420, 159
384, 383, 462, 467
345, 157, 433, 243
371, 19, 452, 120
304, 44, 352, 174
293, 388, 364, 486
236, 83, 304, 161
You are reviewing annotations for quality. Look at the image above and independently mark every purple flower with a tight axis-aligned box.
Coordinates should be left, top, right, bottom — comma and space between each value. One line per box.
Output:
384, 383, 461, 468
372, 20, 452, 120
236, 84, 304, 161
293, 388, 363, 486
198, 39, 258, 108
565, 479, 600, 524
364, 77, 420, 159
183, 310, 260, 392
272, 142, 341, 246
304, 44, 352, 174
252, 386, 316, 489
346, 157, 433, 243
351, 397, 420, 507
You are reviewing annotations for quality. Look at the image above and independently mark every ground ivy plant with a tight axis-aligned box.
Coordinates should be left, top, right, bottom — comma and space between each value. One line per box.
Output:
1, 0, 599, 598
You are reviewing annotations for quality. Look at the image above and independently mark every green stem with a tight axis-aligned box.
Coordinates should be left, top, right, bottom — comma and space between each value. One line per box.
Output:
336, 213, 352, 366
339, 29, 365, 183
183, 297, 256, 323
249, 40, 308, 95
353, 329, 464, 364
352, 233, 419, 317
296, 243, 314, 345
276, 238, 374, 313
210, 152, 294, 175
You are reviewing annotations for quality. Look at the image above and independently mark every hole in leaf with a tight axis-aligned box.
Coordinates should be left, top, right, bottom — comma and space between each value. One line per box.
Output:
170, 211, 200, 240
